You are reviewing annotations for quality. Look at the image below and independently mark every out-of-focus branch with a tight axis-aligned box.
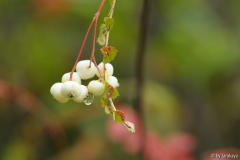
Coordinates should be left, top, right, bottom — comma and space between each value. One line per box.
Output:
133, 0, 151, 159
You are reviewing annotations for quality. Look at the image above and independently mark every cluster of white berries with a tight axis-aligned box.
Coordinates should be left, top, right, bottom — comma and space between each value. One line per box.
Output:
50, 60, 119, 104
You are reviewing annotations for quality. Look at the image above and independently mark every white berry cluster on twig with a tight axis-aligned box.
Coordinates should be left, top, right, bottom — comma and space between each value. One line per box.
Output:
50, 0, 135, 133
50, 60, 119, 105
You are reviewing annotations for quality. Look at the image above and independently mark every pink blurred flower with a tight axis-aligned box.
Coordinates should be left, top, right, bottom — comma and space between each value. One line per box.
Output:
106, 104, 196, 160
144, 132, 196, 160
166, 132, 196, 159
107, 104, 142, 154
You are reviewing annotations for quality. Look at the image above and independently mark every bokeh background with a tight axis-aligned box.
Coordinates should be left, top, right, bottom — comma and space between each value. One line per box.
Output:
1, 0, 240, 159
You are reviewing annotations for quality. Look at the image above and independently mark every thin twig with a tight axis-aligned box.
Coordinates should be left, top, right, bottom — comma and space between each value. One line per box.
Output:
105, 0, 116, 46
109, 98, 117, 111
103, 0, 117, 80
70, 0, 106, 80
133, 0, 150, 159
70, 17, 96, 80
89, 15, 99, 68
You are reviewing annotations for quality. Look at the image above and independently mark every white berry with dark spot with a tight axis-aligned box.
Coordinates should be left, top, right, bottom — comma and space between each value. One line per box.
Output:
60, 81, 82, 99
73, 85, 89, 103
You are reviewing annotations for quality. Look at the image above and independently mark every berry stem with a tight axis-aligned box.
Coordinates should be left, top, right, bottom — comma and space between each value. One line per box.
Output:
70, 0, 106, 81
97, 0, 106, 14
70, 17, 96, 81
89, 0, 107, 76
89, 15, 99, 68
124, 122, 131, 128
109, 98, 116, 111
93, 56, 103, 77
103, 63, 106, 80
89, 15, 104, 78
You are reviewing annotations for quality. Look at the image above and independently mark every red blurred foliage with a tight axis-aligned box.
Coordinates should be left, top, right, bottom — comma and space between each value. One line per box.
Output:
33, 0, 72, 14
107, 104, 196, 160
0, 80, 68, 148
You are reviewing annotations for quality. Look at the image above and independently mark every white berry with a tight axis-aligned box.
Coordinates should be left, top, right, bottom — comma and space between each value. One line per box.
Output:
73, 85, 88, 103
62, 72, 81, 84
107, 76, 119, 88
61, 81, 82, 98
50, 83, 69, 103
88, 80, 105, 96
76, 60, 97, 80
96, 62, 113, 77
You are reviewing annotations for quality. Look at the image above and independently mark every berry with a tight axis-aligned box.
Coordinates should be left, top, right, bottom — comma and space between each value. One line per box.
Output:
88, 80, 105, 96
60, 81, 82, 98
76, 60, 97, 80
62, 72, 81, 84
107, 76, 119, 88
96, 62, 113, 77
50, 83, 69, 103
73, 85, 89, 103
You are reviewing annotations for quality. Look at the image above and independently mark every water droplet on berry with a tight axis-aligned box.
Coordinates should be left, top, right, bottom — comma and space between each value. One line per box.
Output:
84, 92, 94, 105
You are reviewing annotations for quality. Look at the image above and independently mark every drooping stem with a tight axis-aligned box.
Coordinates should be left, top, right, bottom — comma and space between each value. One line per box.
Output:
97, 0, 106, 14
89, 15, 99, 68
70, 17, 96, 81
103, 0, 117, 80
70, 0, 106, 81
89, 0, 108, 77
93, 56, 103, 77
109, 98, 116, 111
133, 0, 150, 159
103, 60, 106, 80
89, 15, 104, 78
105, 0, 116, 47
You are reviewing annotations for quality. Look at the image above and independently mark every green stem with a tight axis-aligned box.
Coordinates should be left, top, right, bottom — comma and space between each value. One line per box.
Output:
104, 0, 116, 47
103, 0, 116, 80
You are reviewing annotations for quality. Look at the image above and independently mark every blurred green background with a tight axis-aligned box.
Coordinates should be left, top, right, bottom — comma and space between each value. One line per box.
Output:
1, 0, 240, 160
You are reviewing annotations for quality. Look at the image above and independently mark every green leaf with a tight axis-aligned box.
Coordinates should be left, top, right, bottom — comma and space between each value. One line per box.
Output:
97, 34, 106, 46
113, 110, 124, 123
102, 82, 119, 99
101, 97, 108, 107
104, 17, 114, 31
105, 106, 114, 114
97, 24, 107, 46
111, 87, 119, 99
105, 106, 110, 114
122, 121, 135, 133
101, 46, 118, 64
102, 82, 109, 99
100, 23, 107, 31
